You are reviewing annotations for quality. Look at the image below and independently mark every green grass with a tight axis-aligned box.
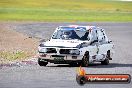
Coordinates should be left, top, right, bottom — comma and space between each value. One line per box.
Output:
0, 0, 132, 22
0, 51, 29, 61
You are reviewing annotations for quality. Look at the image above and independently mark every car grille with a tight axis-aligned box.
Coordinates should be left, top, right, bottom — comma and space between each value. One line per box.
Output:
46, 48, 57, 53
59, 49, 71, 54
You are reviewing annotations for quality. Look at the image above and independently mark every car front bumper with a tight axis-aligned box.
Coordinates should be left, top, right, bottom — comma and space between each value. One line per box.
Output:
38, 53, 83, 64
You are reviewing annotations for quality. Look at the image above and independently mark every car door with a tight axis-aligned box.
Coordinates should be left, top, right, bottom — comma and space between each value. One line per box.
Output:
88, 29, 98, 56
96, 29, 108, 55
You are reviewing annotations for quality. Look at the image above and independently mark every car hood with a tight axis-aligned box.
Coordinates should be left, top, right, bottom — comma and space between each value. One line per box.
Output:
43, 39, 88, 48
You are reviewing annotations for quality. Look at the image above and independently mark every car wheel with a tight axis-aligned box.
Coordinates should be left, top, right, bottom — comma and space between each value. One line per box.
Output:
101, 58, 109, 65
101, 51, 110, 65
82, 51, 89, 67
107, 50, 112, 60
38, 58, 48, 66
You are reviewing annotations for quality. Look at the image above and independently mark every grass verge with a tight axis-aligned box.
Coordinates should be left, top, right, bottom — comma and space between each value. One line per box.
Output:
0, 0, 132, 22
0, 51, 29, 61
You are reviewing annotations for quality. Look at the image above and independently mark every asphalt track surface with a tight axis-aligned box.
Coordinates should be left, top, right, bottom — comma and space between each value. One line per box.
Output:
0, 22, 132, 88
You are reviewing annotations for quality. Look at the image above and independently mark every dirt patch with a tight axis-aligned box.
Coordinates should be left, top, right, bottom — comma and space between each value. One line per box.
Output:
0, 22, 39, 64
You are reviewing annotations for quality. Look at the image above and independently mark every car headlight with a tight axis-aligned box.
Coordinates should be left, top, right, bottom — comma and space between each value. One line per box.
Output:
39, 48, 47, 53
70, 49, 80, 55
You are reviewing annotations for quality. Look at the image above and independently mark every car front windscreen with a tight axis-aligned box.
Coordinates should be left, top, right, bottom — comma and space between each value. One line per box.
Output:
52, 28, 89, 40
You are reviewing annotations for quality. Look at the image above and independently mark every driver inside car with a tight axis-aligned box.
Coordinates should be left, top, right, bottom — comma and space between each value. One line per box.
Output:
62, 30, 80, 39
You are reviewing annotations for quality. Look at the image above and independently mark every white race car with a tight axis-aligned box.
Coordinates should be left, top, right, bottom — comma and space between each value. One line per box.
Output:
38, 25, 114, 66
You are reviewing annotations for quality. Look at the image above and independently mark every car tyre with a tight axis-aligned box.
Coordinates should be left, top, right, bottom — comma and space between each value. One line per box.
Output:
101, 58, 109, 65
101, 51, 110, 65
82, 51, 89, 67
38, 58, 48, 66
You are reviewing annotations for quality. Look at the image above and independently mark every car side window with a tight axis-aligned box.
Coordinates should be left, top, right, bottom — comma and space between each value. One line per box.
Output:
97, 29, 106, 44
90, 30, 98, 45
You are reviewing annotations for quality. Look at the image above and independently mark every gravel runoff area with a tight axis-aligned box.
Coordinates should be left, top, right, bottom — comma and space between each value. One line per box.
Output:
0, 22, 132, 88
0, 22, 39, 65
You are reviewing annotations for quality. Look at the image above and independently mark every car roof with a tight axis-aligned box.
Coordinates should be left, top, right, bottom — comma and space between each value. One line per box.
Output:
58, 25, 98, 31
